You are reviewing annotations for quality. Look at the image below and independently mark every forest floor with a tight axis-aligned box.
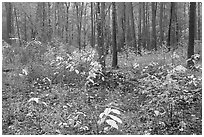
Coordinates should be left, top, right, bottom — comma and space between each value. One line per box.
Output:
2, 42, 202, 135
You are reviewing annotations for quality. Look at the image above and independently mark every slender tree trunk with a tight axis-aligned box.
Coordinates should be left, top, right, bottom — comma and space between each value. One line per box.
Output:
197, 2, 201, 40
167, 2, 173, 51
48, 2, 52, 42
91, 2, 94, 48
97, 2, 105, 69
14, 7, 21, 46
152, 2, 157, 51
65, 2, 70, 43
130, 2, 138, 54
24, 12, 27, 42
187, 2, 196, 68
112, 2, 118, 68
159, 2, 164, 46
5, 2, 12, 45
142, 2, 146, 49
138, 2, 142, 53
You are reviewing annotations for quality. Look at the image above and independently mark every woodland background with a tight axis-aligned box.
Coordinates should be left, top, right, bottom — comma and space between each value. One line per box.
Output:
2, 2, 202, 135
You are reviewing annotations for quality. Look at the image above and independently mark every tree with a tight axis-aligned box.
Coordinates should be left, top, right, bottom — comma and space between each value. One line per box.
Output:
117, 2, 126, 52
138, 3, 142, 53
129, 2, 138, 54
167, 2, 178, 51
151, 2, 157, 51
4, 2, 13, 45
91, 2, 94, 48
112, 2, 118, 68
97, 2, 105, 69
14, 7, 21, 46
159, 2, 164, 46
187, 2, 196, 68
197, 2, 201, 40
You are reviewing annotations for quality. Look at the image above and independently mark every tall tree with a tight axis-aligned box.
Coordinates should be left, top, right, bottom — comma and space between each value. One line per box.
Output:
129, 2, 138, 54
142, 2, 147, 49
97, 2, 105, 69
14, 7, 21, 46
75, 2, 84, 50
197, 2, 201, 40
187, 2, 196, 68
4, 2, 12, 45
159, 2, 164, 46
138, 2, 142, 53
167, 2, 178, 51
91, 2, 94, 48
47, 2, 52, 42
151, 2, 157, 51
112, 2, 118, 68
117, 2, 126, 52
65, 2, 70, 43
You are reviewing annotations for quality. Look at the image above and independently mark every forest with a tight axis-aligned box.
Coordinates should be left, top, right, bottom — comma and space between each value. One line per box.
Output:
2, 2, 202, 135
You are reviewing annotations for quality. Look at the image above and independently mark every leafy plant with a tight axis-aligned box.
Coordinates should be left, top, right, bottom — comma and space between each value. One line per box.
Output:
97, 107, 122, 131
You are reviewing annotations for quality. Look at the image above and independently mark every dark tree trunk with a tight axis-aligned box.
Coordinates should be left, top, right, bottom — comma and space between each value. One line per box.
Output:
130, 2, 138, 54
138, 2, 142, 53
152, 2, 157, 51
159, 2, 164, 46
187, 2, 196, 68
97, 2, 105, 69
91, 2, 94, 48
5, 2, 12, 45
112, 2, 118, 68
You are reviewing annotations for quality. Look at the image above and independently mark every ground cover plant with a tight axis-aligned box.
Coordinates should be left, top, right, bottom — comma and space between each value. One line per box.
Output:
2, 38, 202, 135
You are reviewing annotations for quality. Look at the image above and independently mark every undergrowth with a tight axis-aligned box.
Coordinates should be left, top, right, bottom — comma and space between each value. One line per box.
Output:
2, 39, 202, 135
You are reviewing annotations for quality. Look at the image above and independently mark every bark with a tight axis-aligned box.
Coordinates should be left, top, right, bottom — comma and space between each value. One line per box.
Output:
129, 2, 138, 54
24, 12, 27, 42
159, 2, 164, 46
14, 7, 21, 46
197, 2, 201, 40
138, 2, 142, 52
187, 2, 196, 68
5, 2, 12, 45
97, 2, 105, 69
91, 2, 94, 47
112, 2, 118, 68
142, 2, 147, 49
151, 2, 157, 51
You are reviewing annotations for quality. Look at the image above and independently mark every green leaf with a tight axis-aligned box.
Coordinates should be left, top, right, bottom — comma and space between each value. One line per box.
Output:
111, 109, 121, 115
106, 119, 118, 129
108, 114, 122, 124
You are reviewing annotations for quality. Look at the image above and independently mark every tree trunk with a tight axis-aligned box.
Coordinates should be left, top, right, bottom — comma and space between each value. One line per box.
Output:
159, 2, 164, 46
138, 2, 142, 53
48, 2, 52, 42
91, 2, 94, 48
97, 2, 105, 69
152, 2, 157, 51
142, 2, 147, 49
24, 12, 27, 42
14, 7, 21, 46
112, 2, 118, 68
129, 2, 138, 54
167, 2, 173, 51
197, 2, 201, 40
65, 2, 70, 43
5, 2, 12, 45
187, 2, 196, 68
